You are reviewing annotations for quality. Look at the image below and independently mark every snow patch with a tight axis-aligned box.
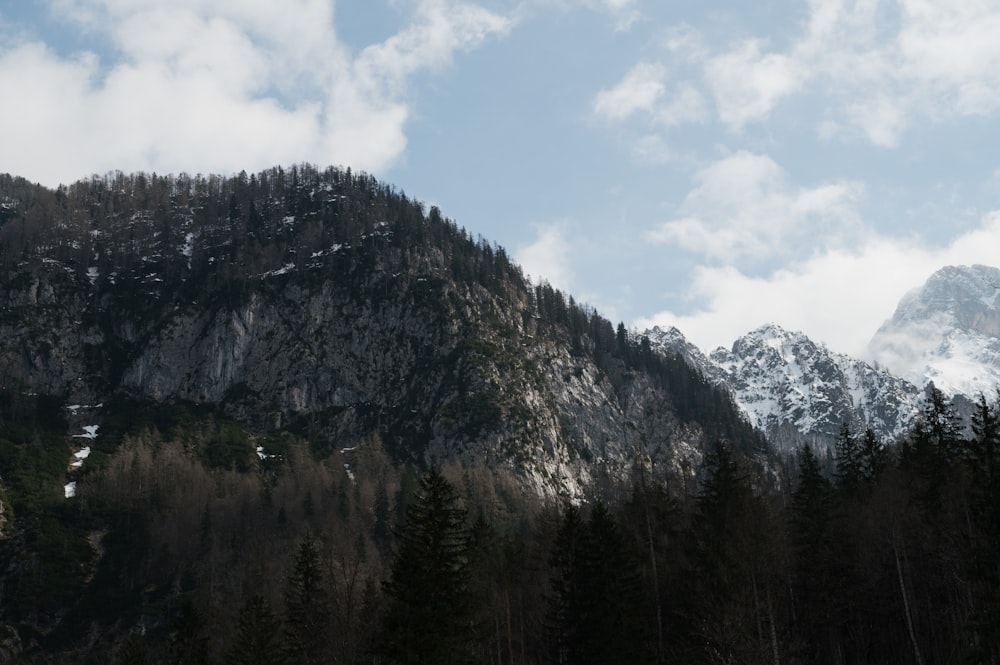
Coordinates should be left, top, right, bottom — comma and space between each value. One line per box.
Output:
261, 263, 295, 278
70, 446, 91, 468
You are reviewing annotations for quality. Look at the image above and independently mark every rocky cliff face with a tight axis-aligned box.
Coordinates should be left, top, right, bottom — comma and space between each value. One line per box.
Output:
0, 168, 760, 497
870, 264, 1000, 397
646, 324, 922, 452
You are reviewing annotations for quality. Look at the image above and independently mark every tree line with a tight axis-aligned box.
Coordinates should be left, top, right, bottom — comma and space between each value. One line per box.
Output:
2, 384, 998, 663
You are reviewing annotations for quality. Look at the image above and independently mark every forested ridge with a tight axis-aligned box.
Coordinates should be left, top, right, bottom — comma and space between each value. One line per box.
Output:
0, 167, 996, 663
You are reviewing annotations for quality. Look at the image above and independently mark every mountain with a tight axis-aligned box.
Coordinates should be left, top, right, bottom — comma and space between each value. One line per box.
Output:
0, 167, 764, 500
869, 264, 1000, 398
646, 324, 922, 451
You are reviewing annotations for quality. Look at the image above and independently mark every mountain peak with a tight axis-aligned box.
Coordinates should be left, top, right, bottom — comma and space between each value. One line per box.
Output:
645, 322, 920, 452
870, 264, 1000, 396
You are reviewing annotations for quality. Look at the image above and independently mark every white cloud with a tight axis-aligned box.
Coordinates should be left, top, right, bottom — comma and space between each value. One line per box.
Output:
592, 63, 706, 159
355, 0, 512, 93
896, 0, 1000, 115
515, 221, 574, 292
846, 95, 907, 147
654, 82, 707, 126
790, 0, 1000, 140
645, 151, 863, 263
636, 211, 1000, 358
598, 1, 1000, 146
0, 0, 511, 185
659, 23, 708, 62
705, 39, 803, 131
631, 134, 672, 164
593, 62, 666, 121
593, 0, 640, 31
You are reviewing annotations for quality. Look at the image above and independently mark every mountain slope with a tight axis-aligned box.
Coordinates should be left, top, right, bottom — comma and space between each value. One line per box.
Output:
647, 324, 921, 451
0, 167, 765, 498
870, 264, 1000, 397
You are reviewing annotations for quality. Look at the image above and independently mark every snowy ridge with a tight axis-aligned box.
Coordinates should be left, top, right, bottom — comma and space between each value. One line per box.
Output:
646, 324, 922, 451
870, 265, 1000, 397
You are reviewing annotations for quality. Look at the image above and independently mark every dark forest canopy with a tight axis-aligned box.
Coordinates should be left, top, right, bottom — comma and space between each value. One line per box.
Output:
1, 387, 999, 663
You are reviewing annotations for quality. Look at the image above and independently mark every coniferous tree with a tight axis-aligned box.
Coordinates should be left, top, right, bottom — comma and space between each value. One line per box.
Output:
964, 393, 1000, 662
113, 632, 152, 665
546, 503, 584, 665
834, 422, 863, 494
545, 501, 650, 665
686, 440, 774, 663
284, 533, 332, 665
859, 427, 887, 485
575, 502, 649, 665
167, 600, 208, 665
789, 445, 840, 664
229, 594, 286, 665
381, 467, 475, 664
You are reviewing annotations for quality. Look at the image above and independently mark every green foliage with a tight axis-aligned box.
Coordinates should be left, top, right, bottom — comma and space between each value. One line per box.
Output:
0, 398, 93, 620
201, 420, 253, 471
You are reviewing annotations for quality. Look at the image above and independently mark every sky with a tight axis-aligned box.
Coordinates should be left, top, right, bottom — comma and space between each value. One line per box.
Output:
2, 0, 1000, 359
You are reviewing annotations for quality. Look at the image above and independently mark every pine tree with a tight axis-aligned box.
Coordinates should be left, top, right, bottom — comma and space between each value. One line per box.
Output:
789, 445, 839, 663
545, 502, 649, 665
922, 385, 963, 460
284, 533, 332, 665
546, 503, 584, 665
859, 427, 887, 484
113, 632, 152, 665
686, 440, 778, 664
964, 393, 1000, 662
229, 594, 286, 665
167, 600, 208, 664
381, 467, 475, 664
574, 502, 648, 665
834, 422, 862, 493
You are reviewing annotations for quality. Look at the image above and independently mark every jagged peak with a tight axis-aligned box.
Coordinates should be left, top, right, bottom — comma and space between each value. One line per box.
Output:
870, 264, 1000, 396
879, 264, 1000, 335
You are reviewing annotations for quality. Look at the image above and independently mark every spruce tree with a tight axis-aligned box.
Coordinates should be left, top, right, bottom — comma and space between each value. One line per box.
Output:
575, 502, 648, 665
964, 393, 1000, 662
833, 422, 862, 493
284, 533, 332, 665
545, 502, 649, 665
545, 503, 584, 665
381, 467, 475, 664
229, 594, 286, 665
789, 445, 839, 664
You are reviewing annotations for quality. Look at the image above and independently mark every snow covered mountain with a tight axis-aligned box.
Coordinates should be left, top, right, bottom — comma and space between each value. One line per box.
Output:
869, 264, 1000, 398
646, 265, 1000, 453
646, 324, 922, 452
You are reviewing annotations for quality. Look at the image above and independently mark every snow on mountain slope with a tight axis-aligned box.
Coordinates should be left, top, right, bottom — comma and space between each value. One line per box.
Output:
647, 324, 922, 451
870, 265, 1000, 397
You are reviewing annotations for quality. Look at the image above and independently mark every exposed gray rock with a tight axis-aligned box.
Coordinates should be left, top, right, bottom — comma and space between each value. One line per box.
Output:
646, 323, 922, 452
870, 264, 1000, 397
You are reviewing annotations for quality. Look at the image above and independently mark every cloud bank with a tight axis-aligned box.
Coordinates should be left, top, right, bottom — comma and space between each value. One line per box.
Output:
595, 0, 1000, 148
637, 211, 1000, 358
0, 0, 511, 186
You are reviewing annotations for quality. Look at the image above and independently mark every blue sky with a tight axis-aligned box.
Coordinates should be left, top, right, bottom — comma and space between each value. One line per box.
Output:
3, 0, 1000, 358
